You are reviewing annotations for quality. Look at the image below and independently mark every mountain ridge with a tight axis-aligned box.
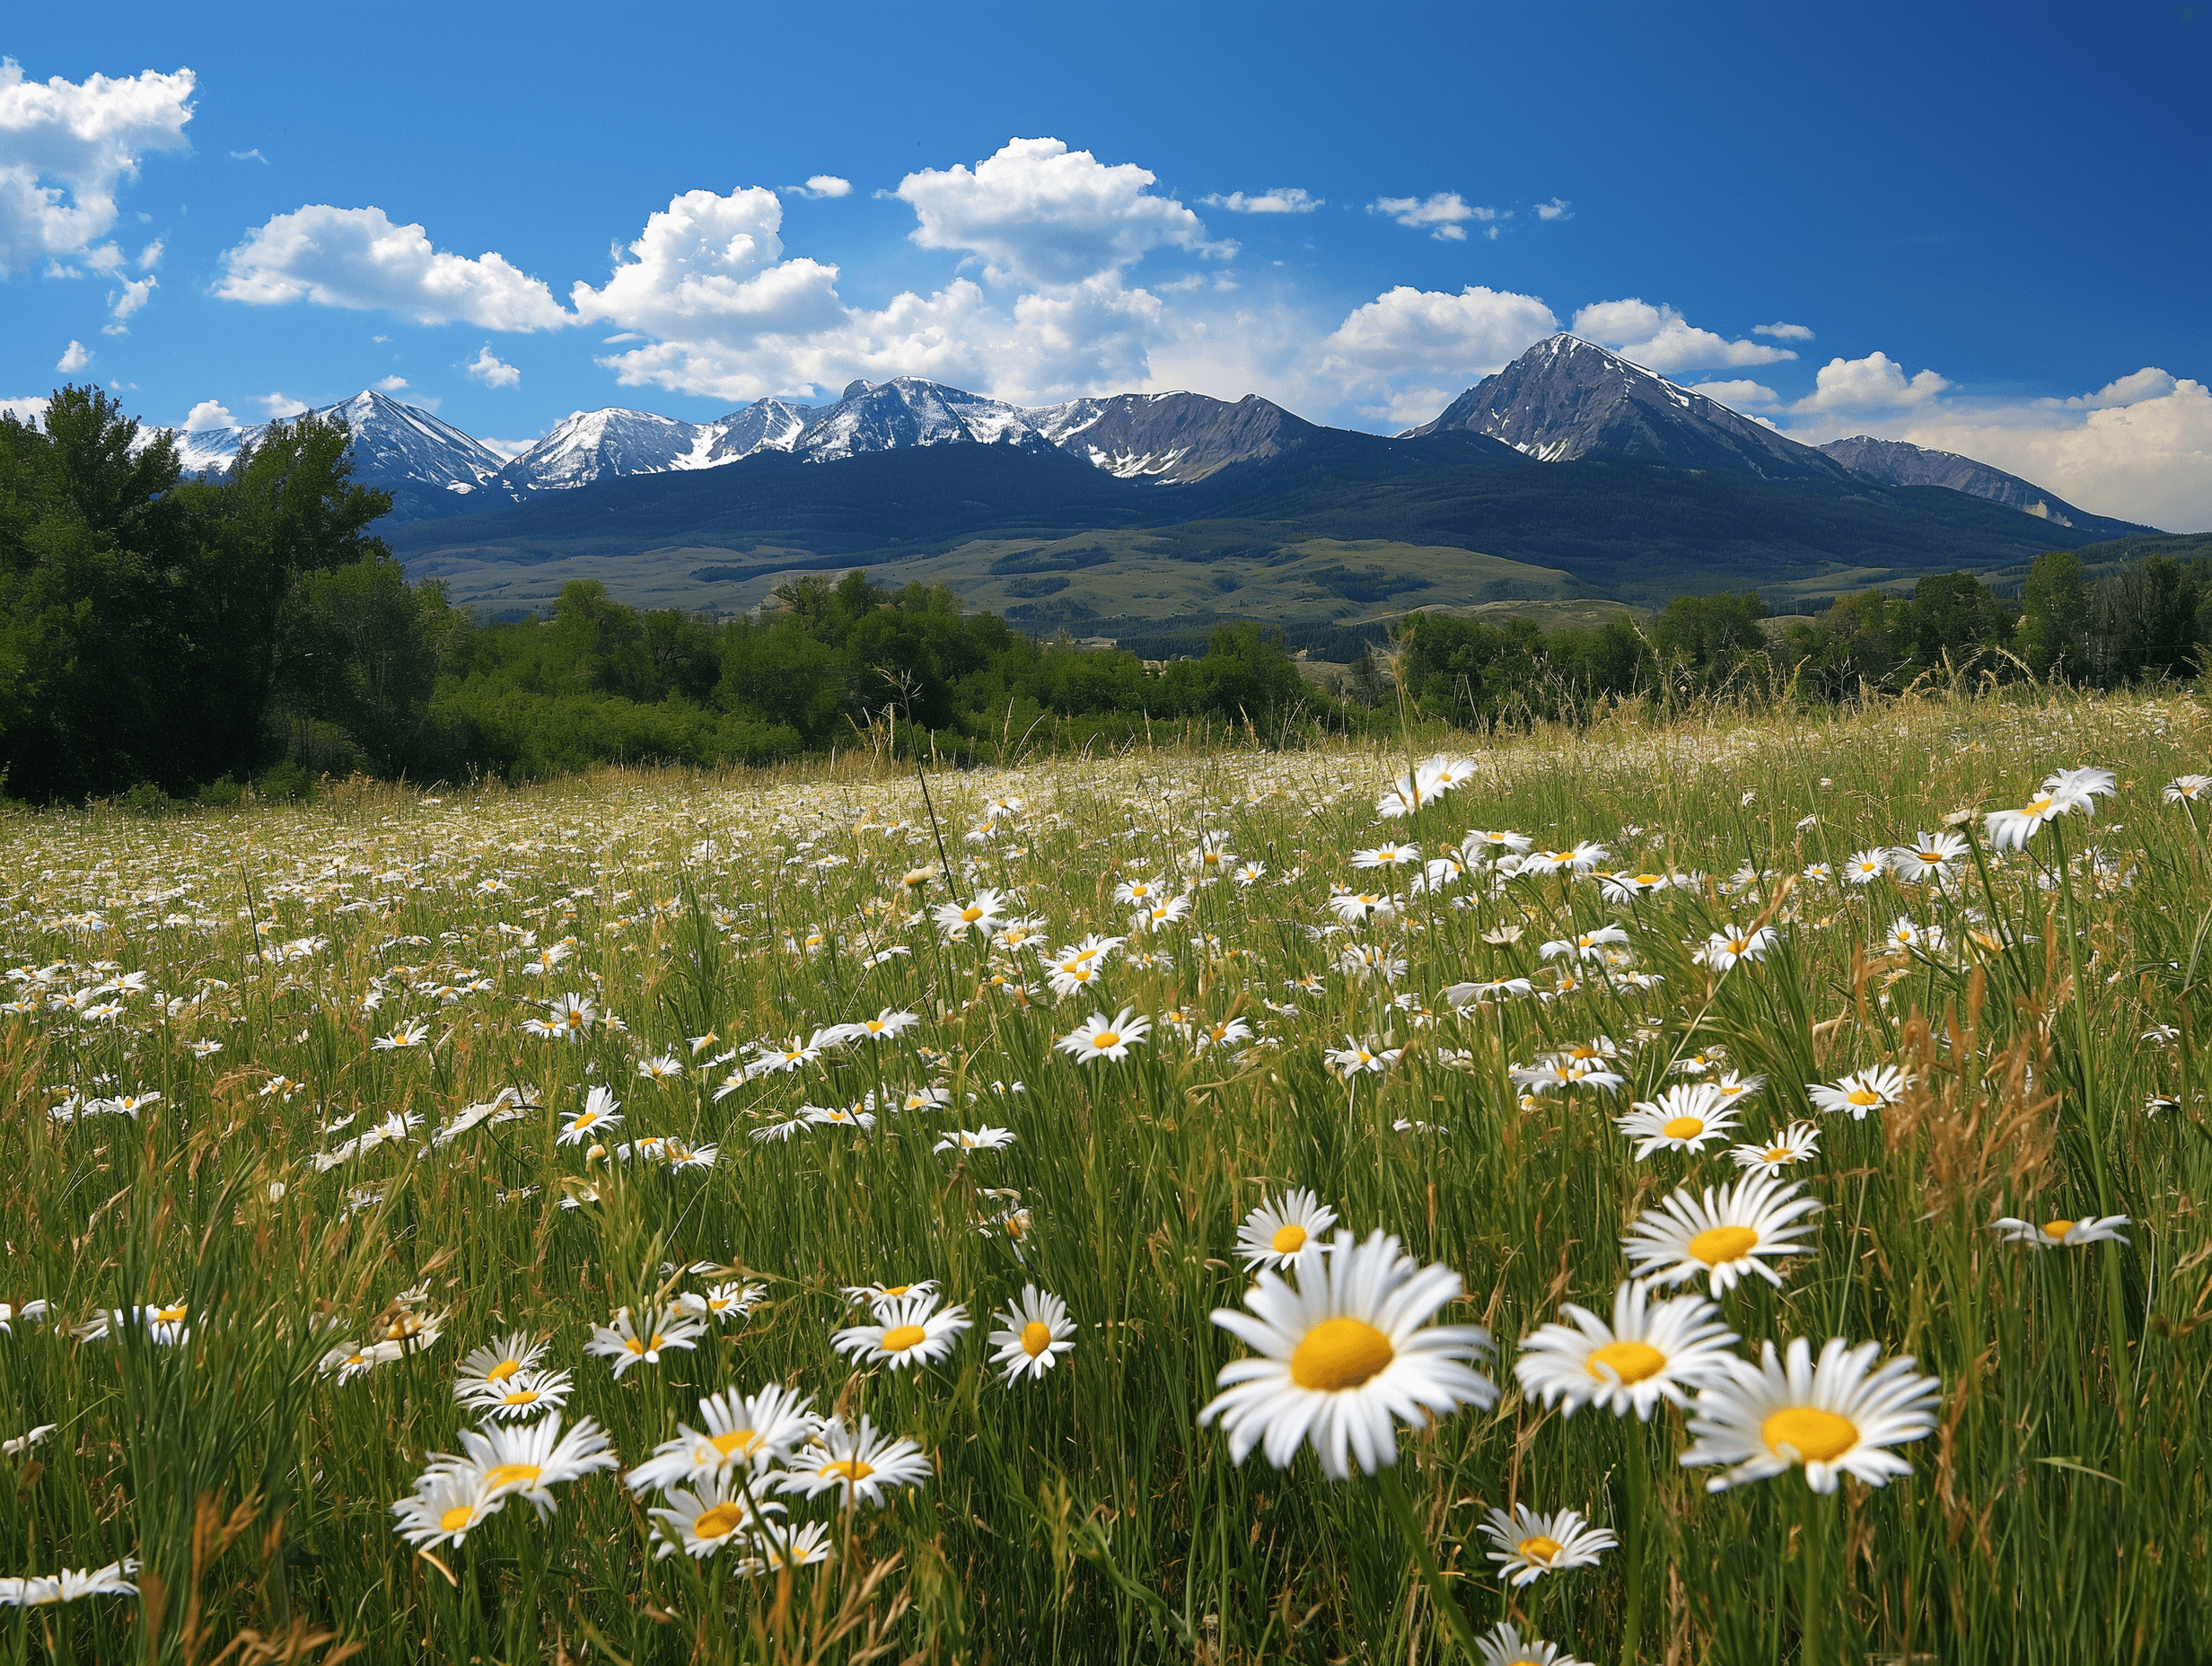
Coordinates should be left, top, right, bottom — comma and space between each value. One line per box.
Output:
155, 339, 2159, 553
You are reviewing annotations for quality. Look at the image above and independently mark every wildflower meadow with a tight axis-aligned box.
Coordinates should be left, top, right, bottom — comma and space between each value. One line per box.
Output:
3, 688, 2208, 1664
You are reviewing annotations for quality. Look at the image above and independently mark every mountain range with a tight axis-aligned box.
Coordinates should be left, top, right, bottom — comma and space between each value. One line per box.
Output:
161, 337, 2158, 638
166, 375, 1391, 523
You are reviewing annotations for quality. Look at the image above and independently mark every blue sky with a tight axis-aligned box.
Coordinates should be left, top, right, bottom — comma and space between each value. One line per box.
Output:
5, 1, 2209, 527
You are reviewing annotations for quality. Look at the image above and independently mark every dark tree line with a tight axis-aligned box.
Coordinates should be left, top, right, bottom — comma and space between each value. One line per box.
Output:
0, 388, 403, 802
1386, 553, 2212, 728
0, 389, 1326, 801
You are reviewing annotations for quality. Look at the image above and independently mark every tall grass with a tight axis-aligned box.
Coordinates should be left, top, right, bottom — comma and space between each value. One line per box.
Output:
1, 685, 2207, 1662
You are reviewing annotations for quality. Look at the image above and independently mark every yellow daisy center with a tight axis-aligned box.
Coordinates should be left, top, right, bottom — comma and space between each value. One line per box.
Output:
1586, 1340, 1666, 1384
710, 1428, 760, 1458
1517, 1535, 1563, 1565
154, 1305, 189, 1324
961, 906, 983, 923
823, 1458, 875, 1483
1092, 1031, 1119, 1048
439, 1504, 474, 1532
1763, 1146, 1795, 1163
1688, 1225, 1760, 1265
2042, 1220, 2076, 1241
1021, 1320, 1053, 1358
1271, 1223, 1309, 1254
1845, 1087, 1882, 1107
2025, 797, 2053, 816
694, 1503, 744, 1539
1290, 1317, 1395, 1391
880, 1324, 929, 1353
1661, 1116, 1706, 1140
1762, 1407, 1858, 1463
483, 1463, 540, 1489
502, 1390, 539, 1406
487, 1358, 522, 1382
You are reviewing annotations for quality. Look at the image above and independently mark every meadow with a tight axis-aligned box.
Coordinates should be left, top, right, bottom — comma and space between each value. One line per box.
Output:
2, 686, 2208, 1665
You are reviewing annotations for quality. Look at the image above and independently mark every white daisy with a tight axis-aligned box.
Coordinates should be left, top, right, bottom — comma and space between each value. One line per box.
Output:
1729, 1122, 1821, 1175
1891, 830, 1967, 883
1055, 1007, 1151, 1064
425, 1415, 619, 1516
1680, 1337, 1942, 1493
987, 1285, 1076, 1383
830, 1291, 971, 1372
557, 1086, 622, 1145
1613, 1084, 1741, 1159
1480, 1504, 1617, 1586
1991, 1214, 2130, 1248
738, 1519, 835, 1577
1696, 925, 1777, 971
1622, 1171, 1821, 1296
461, 1367, 575, 1422
680, 1281, 766, 1324
1513, 1280, 1738, 1420
777, 1416, 933, 1510
1475, 1620, 1590, 1666
840, 1279, 941, 1309
585, 1306, 706, 1378
1842, 849, 1889, 884
1200, 1229, 1497, 1480
1235, 1188, 1340, 1270
626, 1384, 821, 1495
1807, 1065, 1908, 1119
934, 1126, 1016, 1153
646, 1472, 783, 1560
0, 1559, 140, 1605
454, 1331, 549, 1402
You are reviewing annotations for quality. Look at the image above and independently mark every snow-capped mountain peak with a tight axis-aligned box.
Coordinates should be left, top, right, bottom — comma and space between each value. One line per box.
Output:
158, 389, 507, 522
497, 408, 712, 492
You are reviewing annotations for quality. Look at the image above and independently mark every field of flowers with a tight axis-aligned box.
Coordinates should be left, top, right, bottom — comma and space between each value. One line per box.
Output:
3, 689, 2208, 1665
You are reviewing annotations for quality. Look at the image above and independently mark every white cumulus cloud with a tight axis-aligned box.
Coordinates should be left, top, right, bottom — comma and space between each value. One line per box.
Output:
1319, 285, 1558, 426
1786, 368, 2212, 533
259, 393, 307, 418
1689, 379, 1779, 408
1753, 320, 1813, 340
215, 205, 574, 329
1571, 299, 1795, 375
375, 374, 408, 391
1201, 188, 1321, 215
1369, 193, 1496, 241
1535, 197, 1572, 221
0, 57, 194, 275
2, 394, 48, 425
103, 271, 154, 331
463, 345, 521, 388
56, 338, 90, 372
575, 146, 1216, 407
895, 137, 1230, 285
2062, 366, 2174, 409
1793, 349, 1949, 413
182, 398, 233, 430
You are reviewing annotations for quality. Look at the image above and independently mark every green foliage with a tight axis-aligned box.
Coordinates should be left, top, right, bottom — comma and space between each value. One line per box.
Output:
436, 574, 1332, 779
2016, 549, 2089, 676
256, 760, 314, 802
0, 387, 397, 802
1649, 590, 1769, 667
